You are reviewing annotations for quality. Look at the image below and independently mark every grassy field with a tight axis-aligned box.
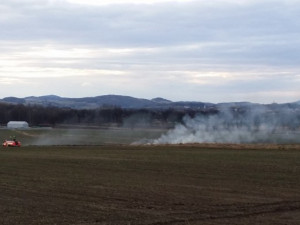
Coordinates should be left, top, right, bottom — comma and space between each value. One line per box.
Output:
0, 127, 166, 145
0, 144, 300, 225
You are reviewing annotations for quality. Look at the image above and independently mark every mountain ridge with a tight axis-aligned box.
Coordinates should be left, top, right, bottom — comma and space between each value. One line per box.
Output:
0, 94, 299, 110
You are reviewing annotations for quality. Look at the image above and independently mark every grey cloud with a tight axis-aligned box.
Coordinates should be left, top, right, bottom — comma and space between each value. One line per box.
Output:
1, 0, 300, 46
1, 0, 300, 103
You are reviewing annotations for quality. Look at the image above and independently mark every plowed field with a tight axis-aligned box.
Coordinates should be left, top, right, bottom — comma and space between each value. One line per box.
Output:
0, 144, 300, 224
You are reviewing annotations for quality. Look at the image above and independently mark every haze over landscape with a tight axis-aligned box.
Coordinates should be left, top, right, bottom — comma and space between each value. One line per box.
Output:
2, 3, 300, 224
1, 0, 300, 103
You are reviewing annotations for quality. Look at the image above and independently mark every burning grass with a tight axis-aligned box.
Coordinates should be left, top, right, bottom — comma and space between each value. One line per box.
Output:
146, 142, 300, 150
0, 144, 300, 224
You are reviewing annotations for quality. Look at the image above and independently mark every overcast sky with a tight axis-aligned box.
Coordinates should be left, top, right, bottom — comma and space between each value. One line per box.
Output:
0, 0, 299, 103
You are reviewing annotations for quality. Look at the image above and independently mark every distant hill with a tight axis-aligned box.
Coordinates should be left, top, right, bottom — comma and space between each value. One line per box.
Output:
0, 95, 218, 110
0, 95, 299, 110
0, 95, 160, 109
1, 95, 156, 109
151, 97, 173, 104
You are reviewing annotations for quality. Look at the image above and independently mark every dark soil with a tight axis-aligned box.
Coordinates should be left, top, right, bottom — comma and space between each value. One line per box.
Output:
0, 144, 300, 224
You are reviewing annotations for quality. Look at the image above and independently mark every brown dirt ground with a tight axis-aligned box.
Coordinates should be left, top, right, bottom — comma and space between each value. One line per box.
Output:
0, 144, 300, 225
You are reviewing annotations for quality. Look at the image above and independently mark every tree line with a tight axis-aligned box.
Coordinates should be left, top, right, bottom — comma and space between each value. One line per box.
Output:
0, 103, 218, 128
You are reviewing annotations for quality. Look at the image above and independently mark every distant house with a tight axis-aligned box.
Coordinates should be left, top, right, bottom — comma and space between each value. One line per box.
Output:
7, 121, 29, 129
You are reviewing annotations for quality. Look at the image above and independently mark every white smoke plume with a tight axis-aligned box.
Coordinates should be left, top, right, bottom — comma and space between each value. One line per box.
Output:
150, 105, 300, 144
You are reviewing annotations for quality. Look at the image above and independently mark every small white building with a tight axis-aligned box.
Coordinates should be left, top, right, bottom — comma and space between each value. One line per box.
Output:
7, 121, 29, 129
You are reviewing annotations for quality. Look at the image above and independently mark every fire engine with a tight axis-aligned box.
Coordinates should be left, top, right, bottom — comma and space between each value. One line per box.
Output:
3, 138, 21, 147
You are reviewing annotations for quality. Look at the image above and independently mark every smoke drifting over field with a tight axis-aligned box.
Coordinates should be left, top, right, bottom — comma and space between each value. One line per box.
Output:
151, 105, 300, 144
29, 129, 89, 146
